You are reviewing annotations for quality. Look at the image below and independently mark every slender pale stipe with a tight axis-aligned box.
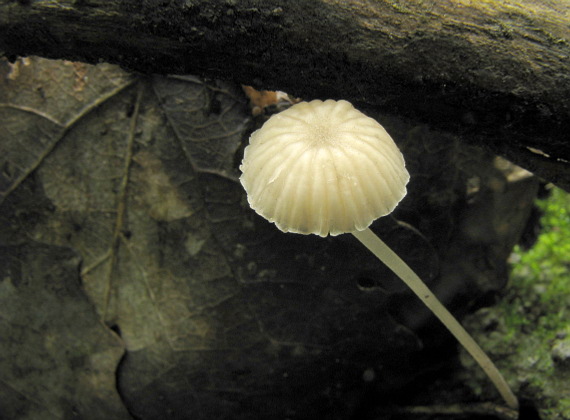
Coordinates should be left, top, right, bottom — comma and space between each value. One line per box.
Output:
352, 228, 519, 410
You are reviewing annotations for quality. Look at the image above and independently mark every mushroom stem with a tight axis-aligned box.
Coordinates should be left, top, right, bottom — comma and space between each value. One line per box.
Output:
351, 227, 519, 410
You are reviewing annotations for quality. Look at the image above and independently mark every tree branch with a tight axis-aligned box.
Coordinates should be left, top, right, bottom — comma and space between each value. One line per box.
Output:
1, 0, 569, 189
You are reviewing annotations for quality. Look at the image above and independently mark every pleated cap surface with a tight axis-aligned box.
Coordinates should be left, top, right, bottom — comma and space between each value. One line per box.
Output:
239, 99, 409, 237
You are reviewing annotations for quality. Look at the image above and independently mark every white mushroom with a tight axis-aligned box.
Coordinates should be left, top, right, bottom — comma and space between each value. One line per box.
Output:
240, 99, 518, 410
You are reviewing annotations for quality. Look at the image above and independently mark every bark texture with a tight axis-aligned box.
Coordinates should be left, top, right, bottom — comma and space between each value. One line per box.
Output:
1, 0, 569, 189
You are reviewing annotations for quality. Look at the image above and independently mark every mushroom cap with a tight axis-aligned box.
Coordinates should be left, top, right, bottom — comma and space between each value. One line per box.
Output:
239, 99, 410, 237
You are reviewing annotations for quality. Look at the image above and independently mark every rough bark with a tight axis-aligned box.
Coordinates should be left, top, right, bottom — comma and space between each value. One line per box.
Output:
1, 0, 569, 189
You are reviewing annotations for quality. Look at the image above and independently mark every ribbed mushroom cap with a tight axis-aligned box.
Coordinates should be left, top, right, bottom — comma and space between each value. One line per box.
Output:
239, 99, 410, 237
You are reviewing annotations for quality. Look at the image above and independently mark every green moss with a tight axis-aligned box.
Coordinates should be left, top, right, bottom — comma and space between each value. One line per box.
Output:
462, 186, 570, 419
506, 186, 570, 338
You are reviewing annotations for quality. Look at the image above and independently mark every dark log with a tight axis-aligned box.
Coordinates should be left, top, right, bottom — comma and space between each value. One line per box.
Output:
1, 0, 569, 189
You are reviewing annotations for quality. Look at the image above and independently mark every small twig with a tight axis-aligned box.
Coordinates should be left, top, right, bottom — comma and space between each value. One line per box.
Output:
376, 402, 518, 420
102, 81, 143, 321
